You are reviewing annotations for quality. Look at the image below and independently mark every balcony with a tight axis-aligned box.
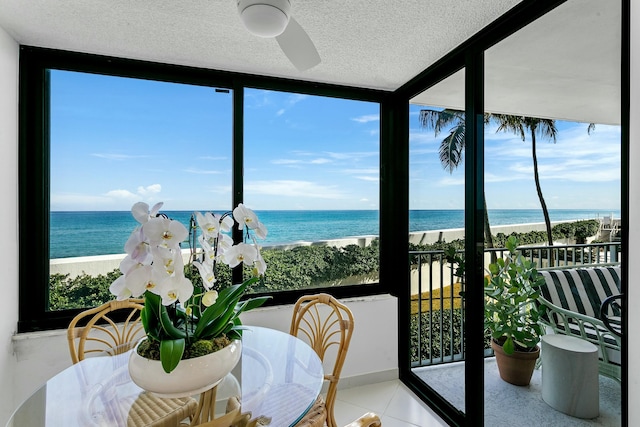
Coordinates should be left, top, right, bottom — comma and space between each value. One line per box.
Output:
409, 242, 622, 425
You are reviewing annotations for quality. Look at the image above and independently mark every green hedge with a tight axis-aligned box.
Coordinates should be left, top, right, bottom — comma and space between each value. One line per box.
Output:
49, 270, 120, 310
49, 241, 382, 311
410, 309, 492, 363
49, 220, 600, 311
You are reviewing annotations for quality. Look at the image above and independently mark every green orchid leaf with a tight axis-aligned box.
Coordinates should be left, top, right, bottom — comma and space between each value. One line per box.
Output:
144, 292, 162, 322
193, 283, 247, 338
140, 306, 161, 340
160, 339, 185, 373
238, 296, 271, 312
158, 305, 187, 340
200, 302, 243, 338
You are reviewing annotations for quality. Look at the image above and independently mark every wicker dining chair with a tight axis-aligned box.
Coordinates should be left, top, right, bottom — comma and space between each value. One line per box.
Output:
195, 405, 379, 427
67, 298, 198, 427
190, 395, 251, 427
289, 294, 355, 427
344, 413, 381, 427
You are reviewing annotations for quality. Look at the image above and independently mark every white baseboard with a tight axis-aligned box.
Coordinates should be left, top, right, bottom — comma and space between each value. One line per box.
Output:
325, 369, 399, 392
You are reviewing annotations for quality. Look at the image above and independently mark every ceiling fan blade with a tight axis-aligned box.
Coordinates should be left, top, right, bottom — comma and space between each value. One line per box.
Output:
275, 17, 321, 71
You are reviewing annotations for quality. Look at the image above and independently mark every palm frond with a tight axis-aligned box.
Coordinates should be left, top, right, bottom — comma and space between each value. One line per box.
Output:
419, 108, 464, 136
439, 126, 465, 172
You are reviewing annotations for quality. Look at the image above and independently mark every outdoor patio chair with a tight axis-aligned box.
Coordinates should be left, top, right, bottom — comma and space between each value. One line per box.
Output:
537, 266, 622, 382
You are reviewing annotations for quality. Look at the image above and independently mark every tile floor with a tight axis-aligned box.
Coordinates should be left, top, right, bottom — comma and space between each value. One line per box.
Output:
333, 380, 448, 427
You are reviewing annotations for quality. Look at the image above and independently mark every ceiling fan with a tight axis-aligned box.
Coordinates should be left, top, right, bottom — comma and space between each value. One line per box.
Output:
237, 0, 321, 71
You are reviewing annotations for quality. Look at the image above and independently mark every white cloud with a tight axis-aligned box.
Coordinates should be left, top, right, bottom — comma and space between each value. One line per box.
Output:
244, 90, 273, 109
287, 94, 308, 105
352, 114, 379, 123
185, 167, 224, 175
485, 172, 523, 183
409, 129, 440, 145
269, 93, 309, 117
274, 151, 378, 167
245, 180, 348, 199
51, 193, 120, 209
91, 153, 147, 160
137, 184, 162, 196
325, 151, 378, 160
272, 159, 303, 165
409, 147, 439, 156
343, 168, 379, 175
310, 158, 332, 164
355, 176, 379, 182
438, 176, 465, 186
198, 156, 227, 161
105, 189, 138, 198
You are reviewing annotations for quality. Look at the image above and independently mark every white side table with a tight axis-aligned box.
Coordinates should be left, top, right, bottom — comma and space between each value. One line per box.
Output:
541, 334, 599, 419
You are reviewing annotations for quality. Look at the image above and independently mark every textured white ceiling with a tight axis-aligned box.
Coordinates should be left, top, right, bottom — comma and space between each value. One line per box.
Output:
412, 0, 621, 125
0, 0, 622, 124
0, 0, 522, 90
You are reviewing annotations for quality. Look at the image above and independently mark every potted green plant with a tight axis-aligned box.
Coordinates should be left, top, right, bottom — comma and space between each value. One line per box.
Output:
484, 235, 546, 386
109, 201, 270, 397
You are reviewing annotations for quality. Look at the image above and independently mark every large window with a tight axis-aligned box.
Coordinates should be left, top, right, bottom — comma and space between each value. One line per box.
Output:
19, 48, 386, 332
243, 88, 380, 293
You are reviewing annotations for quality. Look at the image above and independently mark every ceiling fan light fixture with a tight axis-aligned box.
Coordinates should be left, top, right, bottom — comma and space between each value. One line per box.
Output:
238, 0, 291, 38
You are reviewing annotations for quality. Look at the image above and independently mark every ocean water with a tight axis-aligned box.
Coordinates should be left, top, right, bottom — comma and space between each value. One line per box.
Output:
50, 209, 620, 259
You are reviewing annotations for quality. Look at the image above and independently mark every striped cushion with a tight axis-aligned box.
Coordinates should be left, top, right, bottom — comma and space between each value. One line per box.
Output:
539, 266, 621, 318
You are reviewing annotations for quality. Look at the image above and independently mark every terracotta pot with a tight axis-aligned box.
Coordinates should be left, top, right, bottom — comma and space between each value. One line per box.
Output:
128, 338, 242, 398
491, 339, 540, 386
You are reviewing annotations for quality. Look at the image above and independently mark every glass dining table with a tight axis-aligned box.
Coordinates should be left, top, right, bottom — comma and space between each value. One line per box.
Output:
7, 326, 324, 427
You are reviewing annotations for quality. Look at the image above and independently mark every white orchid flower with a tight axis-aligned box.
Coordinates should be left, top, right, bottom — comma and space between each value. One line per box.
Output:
143, 216, 188, 248
151, 246, 183, 276
131, 201, 163, 224
124, 264, 157, 296
221, 242, 257, 268
233, 204, 259, 231
193, 260, 216, 290
253, 254, 267, 277
219, 214, 234, 233
109, 275, 133, 300
196, 211, 234, 239
124, 228, 152, 264
119, 255, 140, 275
232, 203, 267, 238
197, 235, 217, 263
202, 290, 219, 307
251, 236, 267, 276
216, 233, 234, 254
196, 212, 220, 238
253, 221, 268, 239
158, 275, 193, 306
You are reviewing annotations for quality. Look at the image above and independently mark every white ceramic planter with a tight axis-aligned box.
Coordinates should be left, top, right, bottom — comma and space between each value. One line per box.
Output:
128, 339, 242, 398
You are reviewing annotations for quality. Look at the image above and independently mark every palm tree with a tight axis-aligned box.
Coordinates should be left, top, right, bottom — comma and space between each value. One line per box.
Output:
492, 115, 558, 252
420, 109, 566, 266
418, 109, 496, 259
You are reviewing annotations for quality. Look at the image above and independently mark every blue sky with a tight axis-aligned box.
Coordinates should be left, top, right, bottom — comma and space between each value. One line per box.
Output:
409, 107, 621, 210
50, 70, 621, 212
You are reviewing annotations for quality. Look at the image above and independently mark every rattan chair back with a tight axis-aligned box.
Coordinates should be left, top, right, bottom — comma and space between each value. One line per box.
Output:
67, 298, 146, 363
290, 293, 354, 427
67, 298, 199, 426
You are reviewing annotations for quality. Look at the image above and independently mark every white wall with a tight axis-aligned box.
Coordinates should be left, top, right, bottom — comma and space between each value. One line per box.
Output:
628, 2, 639, 424
0, 23, 19, 427
240, 294, 399, 389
